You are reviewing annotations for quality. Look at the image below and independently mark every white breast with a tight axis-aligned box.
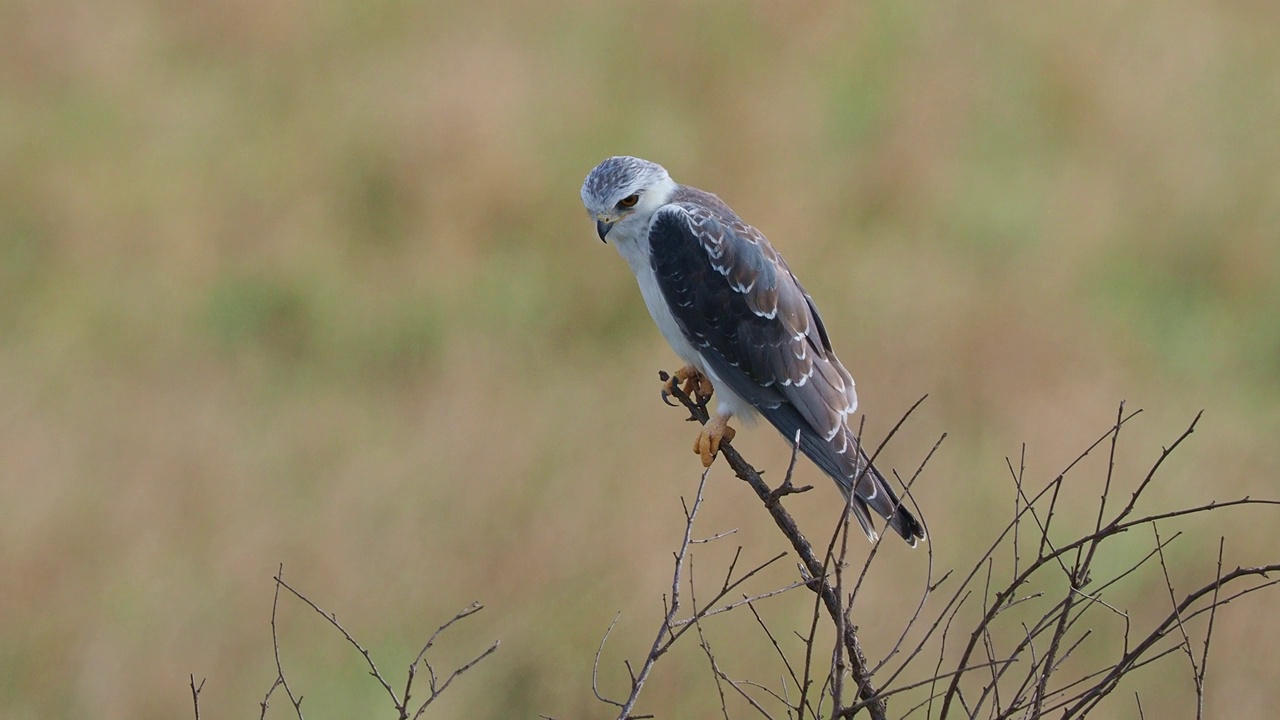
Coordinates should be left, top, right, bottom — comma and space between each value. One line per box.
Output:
609, 209, 757, 421
611, 222, 703, 366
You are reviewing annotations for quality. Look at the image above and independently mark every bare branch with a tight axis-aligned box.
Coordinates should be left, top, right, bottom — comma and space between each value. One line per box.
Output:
272, 572, 399, 707
592, 613, 625, 709
609, 467, 712, 719
1196, 538, 1226, 720
593, 386, 1280, 720
260, 566, 495, 720
407, 602, 500, 719
264, 565, 305, 720
189, 675, 205, 720
659, 378, 942, 720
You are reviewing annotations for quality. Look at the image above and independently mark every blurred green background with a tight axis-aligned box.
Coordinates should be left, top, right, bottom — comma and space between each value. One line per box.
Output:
2, 0, 1278, 717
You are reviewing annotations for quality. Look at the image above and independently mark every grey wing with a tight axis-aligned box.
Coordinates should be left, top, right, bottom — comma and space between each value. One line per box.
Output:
648, 199, 925, 545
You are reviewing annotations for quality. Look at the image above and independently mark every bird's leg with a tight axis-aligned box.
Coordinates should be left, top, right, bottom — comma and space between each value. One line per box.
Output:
693, 413, 736, 468
661, 365, 714, 406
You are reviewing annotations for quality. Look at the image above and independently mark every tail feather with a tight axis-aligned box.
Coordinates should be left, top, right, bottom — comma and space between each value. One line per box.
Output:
852, 452, 926, 546
760, 404, 927, 546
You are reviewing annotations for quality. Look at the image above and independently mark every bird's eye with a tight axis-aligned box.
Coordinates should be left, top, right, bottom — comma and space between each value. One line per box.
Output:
617, 194, 640, 209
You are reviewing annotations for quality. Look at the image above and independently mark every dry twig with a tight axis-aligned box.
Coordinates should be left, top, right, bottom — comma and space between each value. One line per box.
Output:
257, 565, 497, 719
649, 383, 1278, 720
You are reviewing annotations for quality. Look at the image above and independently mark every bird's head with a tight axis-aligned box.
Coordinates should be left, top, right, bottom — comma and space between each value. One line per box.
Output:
581, 156, 677, 242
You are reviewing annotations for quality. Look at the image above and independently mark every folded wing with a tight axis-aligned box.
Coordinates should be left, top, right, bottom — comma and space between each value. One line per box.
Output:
648, 191, 925, 545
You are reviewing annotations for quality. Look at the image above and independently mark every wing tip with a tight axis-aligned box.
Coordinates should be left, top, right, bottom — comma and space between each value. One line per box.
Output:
853, 504, 926, 548
892, 506, 928, 548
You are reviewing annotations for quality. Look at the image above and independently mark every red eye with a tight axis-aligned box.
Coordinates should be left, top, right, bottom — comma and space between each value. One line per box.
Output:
618, 194, 640, 208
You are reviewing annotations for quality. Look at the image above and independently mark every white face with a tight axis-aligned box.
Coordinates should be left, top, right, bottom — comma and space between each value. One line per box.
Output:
581, 156, 675, 241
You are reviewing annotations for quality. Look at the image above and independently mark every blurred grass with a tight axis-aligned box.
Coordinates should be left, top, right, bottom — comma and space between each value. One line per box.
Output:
2, 0, 1279, 718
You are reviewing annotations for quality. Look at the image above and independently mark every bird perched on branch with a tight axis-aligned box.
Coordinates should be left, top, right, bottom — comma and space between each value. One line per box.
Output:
581, 156, 925, 546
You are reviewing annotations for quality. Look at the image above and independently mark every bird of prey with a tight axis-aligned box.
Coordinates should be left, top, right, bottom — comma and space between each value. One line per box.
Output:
581, 156, 925, 546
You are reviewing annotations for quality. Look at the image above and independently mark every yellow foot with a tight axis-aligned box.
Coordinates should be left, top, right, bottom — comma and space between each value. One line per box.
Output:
693, 414, 736, 467
661, 365, 714, 406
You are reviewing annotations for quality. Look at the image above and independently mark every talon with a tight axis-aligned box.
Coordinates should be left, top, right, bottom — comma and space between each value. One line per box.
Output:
692, 414, 736, 467
661, 372, 681, 406
692, 374, 714, 404
661, 365, 711, 406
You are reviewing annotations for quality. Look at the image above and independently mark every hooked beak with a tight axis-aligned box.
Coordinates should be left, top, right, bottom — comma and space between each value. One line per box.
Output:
596, 218, 612, 242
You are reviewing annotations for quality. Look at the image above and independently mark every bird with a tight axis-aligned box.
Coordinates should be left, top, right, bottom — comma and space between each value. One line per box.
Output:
581, 156, 925, 546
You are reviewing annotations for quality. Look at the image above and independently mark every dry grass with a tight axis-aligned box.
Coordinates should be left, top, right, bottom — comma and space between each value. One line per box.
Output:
2, 1, 1278, 717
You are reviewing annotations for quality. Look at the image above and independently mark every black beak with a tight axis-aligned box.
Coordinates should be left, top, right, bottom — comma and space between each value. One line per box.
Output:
596, 219, 611, 242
